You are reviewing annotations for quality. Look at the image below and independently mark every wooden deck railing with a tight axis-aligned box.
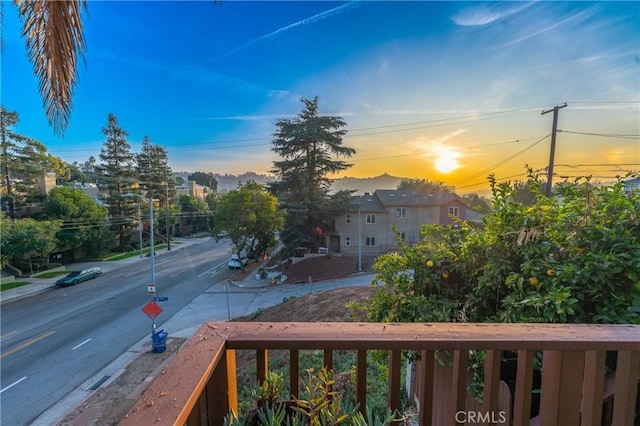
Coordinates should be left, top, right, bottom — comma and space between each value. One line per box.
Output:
121, 322, 639, 426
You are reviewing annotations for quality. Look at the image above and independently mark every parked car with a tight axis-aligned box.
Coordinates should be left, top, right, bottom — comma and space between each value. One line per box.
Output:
55, 267, 103, 286
228, 254, 248, 270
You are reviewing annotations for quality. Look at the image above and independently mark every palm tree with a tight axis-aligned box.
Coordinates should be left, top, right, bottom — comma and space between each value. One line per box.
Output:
15, 0, 88, 135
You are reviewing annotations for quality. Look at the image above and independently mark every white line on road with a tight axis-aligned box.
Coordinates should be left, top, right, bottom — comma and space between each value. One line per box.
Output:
0, 376, 27, 394
72, 338, 92, 350
198, 260, 227, 277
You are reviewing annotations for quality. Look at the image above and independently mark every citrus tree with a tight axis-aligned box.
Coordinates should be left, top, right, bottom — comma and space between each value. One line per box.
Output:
362, 174, 640, 325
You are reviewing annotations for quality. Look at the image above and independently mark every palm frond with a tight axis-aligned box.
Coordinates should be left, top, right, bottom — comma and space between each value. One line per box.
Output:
17, 0, 87, 135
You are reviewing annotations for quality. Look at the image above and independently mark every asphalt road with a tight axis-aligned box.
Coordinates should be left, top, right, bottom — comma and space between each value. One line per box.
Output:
0, 238, 234, 426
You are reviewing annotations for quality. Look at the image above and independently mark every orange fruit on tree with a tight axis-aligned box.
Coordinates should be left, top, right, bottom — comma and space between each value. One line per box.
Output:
529, 277, 539, 286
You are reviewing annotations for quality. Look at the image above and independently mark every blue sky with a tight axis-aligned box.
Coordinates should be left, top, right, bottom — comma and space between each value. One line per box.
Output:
3, 1, 639, 193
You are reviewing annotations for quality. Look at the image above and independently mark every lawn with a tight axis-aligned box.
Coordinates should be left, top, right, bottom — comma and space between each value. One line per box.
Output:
104, 244, 168, 261
33, 270, 69, 279
0, 281, 30, 292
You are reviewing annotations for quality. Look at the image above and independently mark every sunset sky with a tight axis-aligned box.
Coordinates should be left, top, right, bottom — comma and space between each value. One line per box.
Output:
3, 1, 639, 193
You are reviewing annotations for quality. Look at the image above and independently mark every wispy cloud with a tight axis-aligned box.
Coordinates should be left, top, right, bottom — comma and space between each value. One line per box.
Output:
501, 5, 600, 47
208, 1, 366, 62
202, 114, 290, 122
452, 2, 534, 26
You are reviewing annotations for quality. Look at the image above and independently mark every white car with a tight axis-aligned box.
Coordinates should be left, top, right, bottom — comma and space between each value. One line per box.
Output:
228, 254, 248, 269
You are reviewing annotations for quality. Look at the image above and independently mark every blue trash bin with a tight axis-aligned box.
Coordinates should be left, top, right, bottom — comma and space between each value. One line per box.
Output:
152, 330, 168, 353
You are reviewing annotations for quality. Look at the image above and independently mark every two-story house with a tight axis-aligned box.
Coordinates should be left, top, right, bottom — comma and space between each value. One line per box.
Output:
327, 189, 476, 255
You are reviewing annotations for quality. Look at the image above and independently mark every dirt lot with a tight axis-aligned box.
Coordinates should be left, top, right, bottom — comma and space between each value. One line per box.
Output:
57, 256, 377, 425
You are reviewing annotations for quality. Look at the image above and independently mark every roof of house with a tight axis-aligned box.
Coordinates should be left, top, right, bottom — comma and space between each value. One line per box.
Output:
346, 190, 468, 212
349, 193, 387, 212
374, 189, 463, 207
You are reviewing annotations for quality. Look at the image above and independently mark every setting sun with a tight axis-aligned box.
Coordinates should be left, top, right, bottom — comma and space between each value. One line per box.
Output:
435, 152, 460, 173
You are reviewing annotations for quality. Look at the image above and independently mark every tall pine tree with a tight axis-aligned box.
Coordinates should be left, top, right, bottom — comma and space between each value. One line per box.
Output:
1, 106, 55, 217
268, 97, 356, 253
96, 113, 138, 251
136, 136, 175, 247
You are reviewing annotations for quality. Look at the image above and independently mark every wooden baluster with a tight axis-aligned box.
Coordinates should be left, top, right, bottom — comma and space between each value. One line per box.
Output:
418, 350, 435, 426
612, 350, 640, 426
388, 349, 402, 423
257, 349, 268, 385
482, 349, 502, 425
356, 349, 367, 416
581, 350, 605, 426
290, 349, 299, 399
512, 349, 534, 426
539, 350, 584, 426
450, 350, 469, 426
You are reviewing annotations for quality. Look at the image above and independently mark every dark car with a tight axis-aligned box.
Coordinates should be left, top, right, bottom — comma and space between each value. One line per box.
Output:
55, 267, 103, 286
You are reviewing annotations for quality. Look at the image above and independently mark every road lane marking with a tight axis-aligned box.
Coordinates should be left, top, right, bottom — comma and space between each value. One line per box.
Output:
0, 377, 27, 394
0, 331, 56, 359
0, 330, 17, 340
72, 338, 92, 350
198, 260, 228, 277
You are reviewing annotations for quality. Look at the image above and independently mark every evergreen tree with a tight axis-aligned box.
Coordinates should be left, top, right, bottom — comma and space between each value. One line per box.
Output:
0, 106, 55, 217
188, 171, 217, 191
268, 97, 356, 253
96, 113, 138, 251
136, 136, 175, 246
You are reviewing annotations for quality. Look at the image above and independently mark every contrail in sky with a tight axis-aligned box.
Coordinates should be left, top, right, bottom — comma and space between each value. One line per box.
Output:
208, 1, 366, 62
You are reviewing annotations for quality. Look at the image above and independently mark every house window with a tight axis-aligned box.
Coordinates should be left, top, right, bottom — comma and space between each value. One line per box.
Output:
399, 232, 406, 242
365, 236, 376, 246
345, 214, 351, 224
395, 207, 407, 218
366, 213, 376, 224
344, 236, 351, 246
449, 206, 460, 217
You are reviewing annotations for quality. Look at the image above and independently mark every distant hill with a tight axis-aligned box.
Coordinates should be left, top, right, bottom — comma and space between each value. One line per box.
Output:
330, 173, 403, 194
214, 172, 272, 192
172, 171, 405, 194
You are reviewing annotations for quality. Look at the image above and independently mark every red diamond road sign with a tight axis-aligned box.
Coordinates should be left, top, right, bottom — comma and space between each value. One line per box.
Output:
142, 300, 163, 320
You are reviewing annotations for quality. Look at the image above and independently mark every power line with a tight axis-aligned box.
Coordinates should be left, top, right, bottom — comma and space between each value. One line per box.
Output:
353, 137, 542, 163
453, 134, 551, 186
557, 130, 640, 140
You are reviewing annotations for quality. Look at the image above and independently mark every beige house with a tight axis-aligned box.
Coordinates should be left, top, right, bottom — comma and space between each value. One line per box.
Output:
327, 190, 477, 255
175, 180, 209, 199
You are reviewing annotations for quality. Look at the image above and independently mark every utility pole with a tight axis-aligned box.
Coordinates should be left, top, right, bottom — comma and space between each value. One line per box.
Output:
541, 103, 567, 197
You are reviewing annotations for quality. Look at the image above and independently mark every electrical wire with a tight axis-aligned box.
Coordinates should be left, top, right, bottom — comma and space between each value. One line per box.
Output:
453, 134, 551, 186
557, 130, 640, 140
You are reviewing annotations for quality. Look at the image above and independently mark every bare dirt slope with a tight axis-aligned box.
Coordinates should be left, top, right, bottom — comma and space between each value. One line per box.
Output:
57, 256, 377, 425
